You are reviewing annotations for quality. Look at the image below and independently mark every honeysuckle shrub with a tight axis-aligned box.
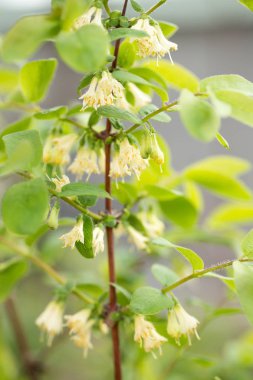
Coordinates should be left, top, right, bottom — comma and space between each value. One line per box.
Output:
1, 0, 253, 379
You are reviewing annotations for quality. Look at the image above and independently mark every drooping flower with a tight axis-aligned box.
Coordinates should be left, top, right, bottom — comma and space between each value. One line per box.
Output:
74, 7, 103, 29
134, 315, 167, 358
35, 300, 64, 346
65, 309, 94, 357
79, 71, 125, 110
137, 210, 165, 238
52, 175, 70, 192
167, 303, 200, 345
43, 134, 76, 166
127, 226, 149, 251
68, 146, 101, 180
59, 219, 84, 249
128, 83, 152, 109
132, 18, 178, 62
92, 226, 104, 256
110, 138, 149, 184
150, 133, 164, 168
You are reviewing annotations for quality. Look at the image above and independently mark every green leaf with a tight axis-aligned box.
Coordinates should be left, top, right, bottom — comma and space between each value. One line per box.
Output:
109, 28, 148, 41
144, 60, 200, 93
34, 106, 68, 120
241, 229, 253, 258
145, 185, 179, 201
1, 15, 59, 62
60, 182, 111, 199
130, 67, 167, 89
2, 130, 43, 173
159, 21, 178, 38
0, 67, 19, 94
0, 259, 28, 302
152, 237, 204, 271
20, 59, 57, 103
78, 74, 94, 93
61, 0, 93, 30
112, 182, 138, 205
215, 90, 253, 127
130, 286, 173, 315
75, 214, 94, 258
234, 261, 253, 325
151, 264, 179, 287
97, 105, 141, 123
208, 203, 253, 228
185, 166, 251, 200
2, 178, 49, 235
239, 0, 253, 12
185, 156, 251, 177
216, 132, 230, 149
0, 117, 33, 151
56, 25, 109, 73
159, 196, 198, 228
200, 75, 253, 96
130, 0, 144, 12
118, 41, 136, 68
179, 90, 220, 142
205, 273, 235, 292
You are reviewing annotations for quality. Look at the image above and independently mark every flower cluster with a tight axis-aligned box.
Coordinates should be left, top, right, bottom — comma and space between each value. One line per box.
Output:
65, 309, 95, 357
43, 134, 76, 166
110, 138, 149, 185
35, 301, 64, 346
137, 209, 165, 238
132, 18, 178, 62
69, 145, 105, 180
80, 71, 125, 110
74, 6, 103, 29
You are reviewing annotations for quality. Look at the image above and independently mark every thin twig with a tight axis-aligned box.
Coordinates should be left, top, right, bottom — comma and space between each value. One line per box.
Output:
146, 0, 167, 15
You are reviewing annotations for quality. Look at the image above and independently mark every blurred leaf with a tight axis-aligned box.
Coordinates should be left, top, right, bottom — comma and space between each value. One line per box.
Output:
0, 68, 18, 94
216, 132, 230, 149
130, 286, 173, 315
208, 203, 253, 228
159, 196, 198, 228
159, 21, 178, 38
130, 0, 144, 12
0, 117, 33, 151
144, 60, 200, 93
145, 185, 180, 201
35, 106, 68, 120
2, 178, 49, 235
56, 25, 109, 73
212, 307, 241, 317
109, 28, 148, 41
239, 0, 253, 11
130, 67, 167, 89
20, 59, 57, 103
151, 264, 179, 287
215, 90, 253, 127
234, 261, 253, 325
139, 105, 171, 123
184, 181, 203, 211
98, 105, 141, 123
112, 182, 138, 205
152, 237, 204, 271
1, 15, 59, 62
241, 229, 253, 258
200, 75, 253, 96
61, 0, 93, 30
0, 259, 28, 301
205, 273, 235, 292
179, 90, 220, 142
60, 182, 111, 198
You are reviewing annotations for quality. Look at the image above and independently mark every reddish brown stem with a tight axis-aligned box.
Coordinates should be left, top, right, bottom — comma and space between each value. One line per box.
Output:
105, 2, 128, 379
5, 298, 43, 380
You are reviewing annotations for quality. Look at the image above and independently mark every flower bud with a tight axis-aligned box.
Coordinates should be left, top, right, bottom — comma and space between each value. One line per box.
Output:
47, 200, 60, 230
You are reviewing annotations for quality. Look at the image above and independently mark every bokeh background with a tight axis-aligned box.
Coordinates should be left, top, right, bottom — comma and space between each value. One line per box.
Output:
0, 1, 253, 379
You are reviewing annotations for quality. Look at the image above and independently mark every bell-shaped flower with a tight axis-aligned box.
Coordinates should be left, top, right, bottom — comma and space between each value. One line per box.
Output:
134, 315, 167, 358
137, 210, 165, 238
92, 226, 104, 256
52, 175, 70, 192
150, 133, 164, 168
65, 309, 94, 357
35, 300, 64, 346
128, 83, 152, 109
43, 134, 76, 166
167, 303, 200, 345
74, 7, 103, 29
127, 226, 149, 251
68, 146, 101, 180
59, 219, 84, 249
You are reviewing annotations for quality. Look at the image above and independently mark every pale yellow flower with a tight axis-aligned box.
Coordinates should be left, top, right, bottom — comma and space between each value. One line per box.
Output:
93, 226, 104, 256
134, 315, 167, 358
79, 71, 125, 110
74, 7, 103, 29
132, 19, 177, 62
68, 146, 100, 180
59, 219, 84, 249
52, 175, 70, 192
127, 226, 149, 251
35, 301, 64, 346
65, 309, 94, 357
43, 134, 76, 166
167, 303, 200, 345
137, 210, 165, 238
128, 83, 151, 109
150, 134, 164, 168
